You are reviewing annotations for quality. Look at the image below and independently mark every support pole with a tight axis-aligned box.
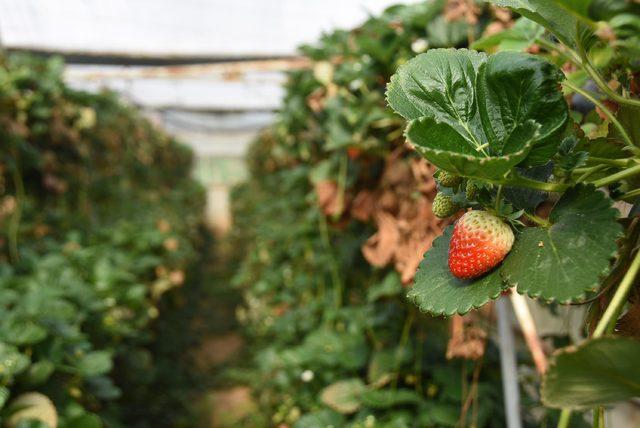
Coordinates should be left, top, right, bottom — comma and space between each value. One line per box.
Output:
496, 298, 522, 428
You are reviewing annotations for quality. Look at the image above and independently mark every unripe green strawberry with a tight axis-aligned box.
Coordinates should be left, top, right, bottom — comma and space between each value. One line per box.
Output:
432, 193, 460, 218
438, 170, 462, 188
448, 210, 514, 279
465, 180, 479, 200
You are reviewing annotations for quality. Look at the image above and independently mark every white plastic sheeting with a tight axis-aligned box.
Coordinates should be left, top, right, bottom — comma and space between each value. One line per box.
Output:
0, 0, 413, 58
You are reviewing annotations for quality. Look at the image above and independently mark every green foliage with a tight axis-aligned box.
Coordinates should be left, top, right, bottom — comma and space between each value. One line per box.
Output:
542, 337, 640, 408
471, 18, 543, 52
409, 227, 508, 316
226, 2, 556, 427
503, 185, 622, 302
432, 193, 460, 218
388, 49, 568, 174
388, 0, 640, 420
488, 0, 595, 48
0, 54, 205, 426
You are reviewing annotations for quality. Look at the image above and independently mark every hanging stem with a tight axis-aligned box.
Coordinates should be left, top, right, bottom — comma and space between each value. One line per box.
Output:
558, 409, 572, 428
318, 214, 343, 309
593, 248, 640, 338
391, 309, 415, 389
582, 59, 640, 109
523, 212, 551, 228
620, 188, 640, 201
586, 157, 633, 168
592, 164, 640, 188
336, 153, 348, 218
593, 407, 604, 428
562, 80, 637, 150
493, 175, 569, 193
535, 37, 581, 65
8, 164, 25, 263
495, 185, 503, 212
575, 164, 608, 183
510, 292, 548, 374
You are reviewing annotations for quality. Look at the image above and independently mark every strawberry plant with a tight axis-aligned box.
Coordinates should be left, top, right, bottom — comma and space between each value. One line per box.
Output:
387, 0, 640, 424
226, 2, 576, 427
0, 54, 206, 427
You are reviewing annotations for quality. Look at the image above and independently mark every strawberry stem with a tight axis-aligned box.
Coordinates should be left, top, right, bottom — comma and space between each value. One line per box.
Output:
491, 175, 569, 193
592, 164, 640, 188
523, 212, 550, 228
593, 248, 640, 338
494, 185, 503, 212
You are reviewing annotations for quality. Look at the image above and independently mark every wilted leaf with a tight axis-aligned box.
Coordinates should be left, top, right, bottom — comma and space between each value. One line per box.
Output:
320, 379, 366, 414
362, 213, 400, 266
446, 314, 487, 360
315, 180, 345, 217
7, 393, 57, 428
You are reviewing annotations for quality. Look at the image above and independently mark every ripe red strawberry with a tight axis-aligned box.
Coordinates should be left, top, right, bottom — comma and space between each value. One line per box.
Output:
448, 210, 514, 279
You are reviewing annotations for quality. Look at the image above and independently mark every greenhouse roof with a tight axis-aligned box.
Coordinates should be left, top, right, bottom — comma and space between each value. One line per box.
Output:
0, 0, 409, 60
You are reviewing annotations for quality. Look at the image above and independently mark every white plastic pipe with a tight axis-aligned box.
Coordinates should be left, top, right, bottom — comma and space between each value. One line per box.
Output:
496, 297, 523, 428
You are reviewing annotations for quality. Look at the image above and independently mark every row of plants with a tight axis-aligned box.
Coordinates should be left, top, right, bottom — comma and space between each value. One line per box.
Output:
230, 0, 640, 426
0, 54, 206, 427
227, 1, 580, 426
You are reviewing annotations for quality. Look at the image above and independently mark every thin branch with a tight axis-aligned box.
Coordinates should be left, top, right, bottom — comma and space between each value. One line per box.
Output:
509, 292, 548, 375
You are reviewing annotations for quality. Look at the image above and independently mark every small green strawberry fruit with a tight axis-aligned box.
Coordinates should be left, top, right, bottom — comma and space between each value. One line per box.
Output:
465, 180, 479, 200
432, 193, 460, 218
448, 210, 514, 279
438, 170, 462, 188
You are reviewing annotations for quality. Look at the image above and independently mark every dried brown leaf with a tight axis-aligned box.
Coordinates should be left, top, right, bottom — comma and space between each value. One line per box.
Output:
351, 190, 376, 222
362, 212, 400, 266
315, 180, 344, 217
446, 314, 487, 360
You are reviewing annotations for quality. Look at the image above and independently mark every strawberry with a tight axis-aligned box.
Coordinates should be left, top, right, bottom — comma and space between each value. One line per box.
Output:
432, 192, 460, 218
437, 170, 462, 188
465, 180, 479, 201
448, 210, 514, 279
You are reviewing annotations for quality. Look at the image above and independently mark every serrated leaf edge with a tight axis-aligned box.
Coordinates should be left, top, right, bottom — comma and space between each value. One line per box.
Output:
406, 230, 509, 317
500, 185, 623, 304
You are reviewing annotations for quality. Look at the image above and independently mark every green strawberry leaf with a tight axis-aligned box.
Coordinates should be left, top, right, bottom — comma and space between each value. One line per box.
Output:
501, 185, 622, 302
541, 337, 640, 409
387, 48, 485, 126
487, 0, 596, 49
477, 51, 568, 166
408, 226, 508, 316
387, 49, 568, 173
0, 342, 29, 381
361, 389, 422, 409
74, 351, 113, 377
406, 116, 537, 179
293, 410, 345, 428
471, 17, 544, 52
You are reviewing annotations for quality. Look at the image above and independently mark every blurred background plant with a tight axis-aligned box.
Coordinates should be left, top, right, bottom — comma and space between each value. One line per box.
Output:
222, 2, 576, 427
0, 53, 212, 427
